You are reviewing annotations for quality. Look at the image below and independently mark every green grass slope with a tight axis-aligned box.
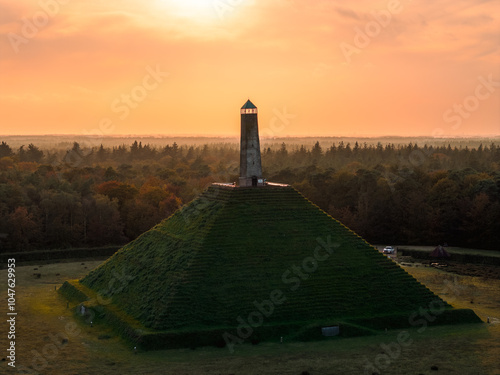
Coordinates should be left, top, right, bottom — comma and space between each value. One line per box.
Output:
80, 185, 477, 336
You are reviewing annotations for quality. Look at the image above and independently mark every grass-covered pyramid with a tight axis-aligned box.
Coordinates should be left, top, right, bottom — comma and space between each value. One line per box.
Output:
62, 184, 480, 349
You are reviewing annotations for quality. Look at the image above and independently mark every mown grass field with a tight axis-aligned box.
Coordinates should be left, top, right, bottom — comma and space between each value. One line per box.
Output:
1, 260, 499, 375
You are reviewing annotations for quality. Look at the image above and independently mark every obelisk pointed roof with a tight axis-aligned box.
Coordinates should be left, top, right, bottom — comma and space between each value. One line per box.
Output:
241, 99, 257, 109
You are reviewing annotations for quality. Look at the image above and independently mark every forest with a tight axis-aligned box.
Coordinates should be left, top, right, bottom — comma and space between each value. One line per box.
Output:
0, 139, 499, 251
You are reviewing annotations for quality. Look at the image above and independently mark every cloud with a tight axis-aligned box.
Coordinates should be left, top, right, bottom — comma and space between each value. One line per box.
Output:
0, 1, 29, 26
335, 7, 360, 20
0, 0, 498, 136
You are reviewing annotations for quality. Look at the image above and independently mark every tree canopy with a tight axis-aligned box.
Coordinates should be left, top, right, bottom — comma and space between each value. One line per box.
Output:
0, 140, 498, 251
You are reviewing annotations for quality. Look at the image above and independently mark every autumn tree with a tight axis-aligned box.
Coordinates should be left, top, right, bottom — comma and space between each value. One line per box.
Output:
83, 195, 125, 246
7, 207, 41, 250
95, 181, 138, 206
0, 142, 13, 158
19, 144, 44, 163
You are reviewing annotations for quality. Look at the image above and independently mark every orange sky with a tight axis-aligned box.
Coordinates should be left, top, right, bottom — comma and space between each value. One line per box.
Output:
0, 0, 499, 137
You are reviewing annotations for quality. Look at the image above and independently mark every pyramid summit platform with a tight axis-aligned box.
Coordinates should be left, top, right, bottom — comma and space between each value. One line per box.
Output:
60, 184, 481, 350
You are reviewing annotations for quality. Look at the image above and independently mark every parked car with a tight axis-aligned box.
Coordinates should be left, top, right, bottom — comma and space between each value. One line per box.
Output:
383, 246, 395, 254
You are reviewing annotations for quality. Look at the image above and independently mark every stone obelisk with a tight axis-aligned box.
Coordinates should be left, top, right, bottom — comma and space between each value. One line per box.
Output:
239, 99, 263, 187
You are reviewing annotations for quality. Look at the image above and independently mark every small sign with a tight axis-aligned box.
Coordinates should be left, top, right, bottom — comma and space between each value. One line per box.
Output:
321, 326, 340, 337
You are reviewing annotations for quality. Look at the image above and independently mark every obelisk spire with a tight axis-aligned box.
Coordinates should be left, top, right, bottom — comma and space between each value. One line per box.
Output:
239, 99, 263, 187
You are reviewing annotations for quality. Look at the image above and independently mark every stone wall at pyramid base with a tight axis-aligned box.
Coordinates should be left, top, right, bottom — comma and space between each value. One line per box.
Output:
59, 280, 481, 350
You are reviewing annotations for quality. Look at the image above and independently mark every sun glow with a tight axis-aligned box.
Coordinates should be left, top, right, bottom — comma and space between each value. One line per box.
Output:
158, 0, 226, 22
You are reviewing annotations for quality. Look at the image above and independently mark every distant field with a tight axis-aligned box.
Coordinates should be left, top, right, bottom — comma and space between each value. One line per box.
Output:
0, 260, 499, 374
1, 134, 498, 150
0, 247, 121, 267
396, 246, 500, 258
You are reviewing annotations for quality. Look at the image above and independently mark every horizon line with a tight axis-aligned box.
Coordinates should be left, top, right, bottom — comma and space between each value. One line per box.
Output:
1, 134, 499, 139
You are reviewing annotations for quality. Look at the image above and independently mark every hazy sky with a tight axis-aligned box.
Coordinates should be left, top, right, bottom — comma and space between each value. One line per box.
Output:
1, 0, 499, 137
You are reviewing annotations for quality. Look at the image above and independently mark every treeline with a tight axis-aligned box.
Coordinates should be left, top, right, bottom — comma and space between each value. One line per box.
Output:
0, 140, 499, 251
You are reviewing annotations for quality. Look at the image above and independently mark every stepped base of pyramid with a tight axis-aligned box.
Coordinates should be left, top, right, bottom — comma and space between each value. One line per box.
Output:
61, 184, 483, 350
59, 279, 481, 350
